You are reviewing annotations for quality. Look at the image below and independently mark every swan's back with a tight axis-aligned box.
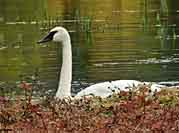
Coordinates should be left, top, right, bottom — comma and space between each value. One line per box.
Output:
75, 80, 142, 98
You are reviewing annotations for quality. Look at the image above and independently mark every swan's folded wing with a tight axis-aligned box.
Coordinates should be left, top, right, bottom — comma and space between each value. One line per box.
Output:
75, 80, 141, 98
75, 82, 116, 98
111, 80, 142, 91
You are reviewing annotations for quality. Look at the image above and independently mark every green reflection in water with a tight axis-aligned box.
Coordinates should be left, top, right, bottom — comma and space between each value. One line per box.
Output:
0, 0, 179, 95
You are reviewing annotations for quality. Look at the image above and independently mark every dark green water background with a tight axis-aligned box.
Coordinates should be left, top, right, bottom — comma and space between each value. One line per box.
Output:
0, 0, 179, 93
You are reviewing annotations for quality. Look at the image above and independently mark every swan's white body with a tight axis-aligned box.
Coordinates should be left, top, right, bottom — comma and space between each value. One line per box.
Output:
75, 80, 141, 98
38, 26, 165, 99
76, 80, 165, 98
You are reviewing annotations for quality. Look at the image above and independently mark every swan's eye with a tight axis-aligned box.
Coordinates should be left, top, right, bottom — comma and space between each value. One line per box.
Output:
37, 31, 57, 44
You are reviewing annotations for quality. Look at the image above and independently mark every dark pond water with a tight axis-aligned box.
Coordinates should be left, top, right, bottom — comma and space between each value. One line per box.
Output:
0, 0, 179, 95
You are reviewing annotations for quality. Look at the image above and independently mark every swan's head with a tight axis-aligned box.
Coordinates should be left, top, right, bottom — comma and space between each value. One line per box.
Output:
37, 26, 70, 44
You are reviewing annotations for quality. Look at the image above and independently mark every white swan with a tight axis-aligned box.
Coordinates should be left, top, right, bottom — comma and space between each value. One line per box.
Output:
37, 26, 164, 99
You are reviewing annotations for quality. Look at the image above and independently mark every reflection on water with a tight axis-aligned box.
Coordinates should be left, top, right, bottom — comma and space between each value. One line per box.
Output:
0, 0, 179, 94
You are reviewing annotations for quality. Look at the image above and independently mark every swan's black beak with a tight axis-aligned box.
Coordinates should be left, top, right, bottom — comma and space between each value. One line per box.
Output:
37, 31, 57, 44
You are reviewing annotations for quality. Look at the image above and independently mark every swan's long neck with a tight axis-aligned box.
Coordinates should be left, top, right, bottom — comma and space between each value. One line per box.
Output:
55, 37, 72, 98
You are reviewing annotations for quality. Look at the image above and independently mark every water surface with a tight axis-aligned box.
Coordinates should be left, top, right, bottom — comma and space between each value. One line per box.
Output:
0, 0, 179, 95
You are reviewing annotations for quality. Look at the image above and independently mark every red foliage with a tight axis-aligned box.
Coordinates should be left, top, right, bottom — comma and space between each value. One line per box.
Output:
19, 81, 32, 91
1, 88, 179, 132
